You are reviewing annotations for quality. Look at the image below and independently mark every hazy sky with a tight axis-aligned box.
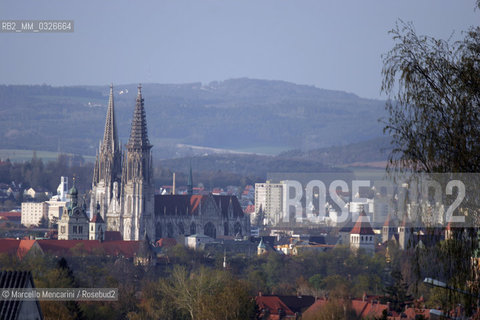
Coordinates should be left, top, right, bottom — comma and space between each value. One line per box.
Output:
0, 0, 478, 99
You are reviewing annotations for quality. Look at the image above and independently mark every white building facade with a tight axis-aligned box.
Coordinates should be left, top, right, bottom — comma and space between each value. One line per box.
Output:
45, 176, 70, 224
21, 202, 48, 227
254, 181, 284, 225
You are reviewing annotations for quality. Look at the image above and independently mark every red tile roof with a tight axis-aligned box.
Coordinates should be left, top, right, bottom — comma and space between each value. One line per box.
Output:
17, 240, 37, 259
0, 215, 20, 223
388, 307, 431, 319
351, 299, 388, 318
0, 239, 39, 259
35, 240, 142, 258
0, 212, 21, 218
255, 295, 296, 319
350, 210, 375, 235
0, 239, 22, 256
301, 298, 328, 318
303, 297, 388, 319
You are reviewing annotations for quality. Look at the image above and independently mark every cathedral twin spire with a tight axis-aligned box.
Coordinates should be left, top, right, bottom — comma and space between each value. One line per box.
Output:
92, 83, 154, 240
100, 83, 150, 153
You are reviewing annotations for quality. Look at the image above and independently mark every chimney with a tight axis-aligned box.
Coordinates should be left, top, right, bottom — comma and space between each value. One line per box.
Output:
172, 172, 176, 195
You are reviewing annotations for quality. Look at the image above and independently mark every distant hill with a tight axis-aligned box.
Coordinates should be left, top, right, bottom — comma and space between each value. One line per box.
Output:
0, 79, 386, 158
156, 137, 391, 183
278, 137, 392, 166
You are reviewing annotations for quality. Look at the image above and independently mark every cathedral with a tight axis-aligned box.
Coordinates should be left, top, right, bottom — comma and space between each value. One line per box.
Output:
90, 84, 250, 241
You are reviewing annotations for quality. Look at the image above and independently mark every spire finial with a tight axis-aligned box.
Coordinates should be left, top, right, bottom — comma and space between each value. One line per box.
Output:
187, 161, 193, 195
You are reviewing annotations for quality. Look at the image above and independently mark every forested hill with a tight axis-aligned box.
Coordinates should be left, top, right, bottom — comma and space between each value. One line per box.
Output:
278, 137, 392, 166
0, 78, 386, 158
156, 137, 391, 184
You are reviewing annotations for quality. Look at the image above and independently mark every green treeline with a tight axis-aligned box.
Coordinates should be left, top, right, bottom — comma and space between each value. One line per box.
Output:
0, 242, 445, 320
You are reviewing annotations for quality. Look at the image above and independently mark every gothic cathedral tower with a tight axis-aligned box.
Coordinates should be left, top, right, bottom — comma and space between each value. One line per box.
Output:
121, 85, 154, 241
91, 84, 122, 221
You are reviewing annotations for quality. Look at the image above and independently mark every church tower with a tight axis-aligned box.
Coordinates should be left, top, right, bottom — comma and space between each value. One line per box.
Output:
121, 84, 154, 241
91, 84, 122, 221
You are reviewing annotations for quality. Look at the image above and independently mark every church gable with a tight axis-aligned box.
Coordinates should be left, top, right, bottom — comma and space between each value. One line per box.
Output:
200, 195, 219, 217
213, 195, 245, 219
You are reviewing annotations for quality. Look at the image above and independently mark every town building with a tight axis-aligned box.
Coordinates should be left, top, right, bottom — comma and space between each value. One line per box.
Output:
398, 217, 412, 250
58, 184, 90, 240
185, 233, 215, 250
382, 213, 398, 243
349, 210, 375, 254
338, 216, 355, 246
21, 202, 48, 227
89, 207, 106, 241
20, 177, 71, 227
257, 237, 268, 255
45, 200, 66, 226
254, 181, 284, 225
45, 176, 70, 225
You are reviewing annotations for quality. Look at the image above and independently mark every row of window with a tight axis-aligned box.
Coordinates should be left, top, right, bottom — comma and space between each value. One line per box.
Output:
155, 221, 244, 239
351, 235, 373, 243
59, 225, 85, 234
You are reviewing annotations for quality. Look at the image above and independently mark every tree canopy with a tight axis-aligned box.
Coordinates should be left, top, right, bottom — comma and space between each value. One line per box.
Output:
381, 19, 480, 173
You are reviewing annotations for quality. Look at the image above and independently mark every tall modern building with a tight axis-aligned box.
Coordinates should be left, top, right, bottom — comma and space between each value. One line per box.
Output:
254, 181, 284, 225
91, 84, 250, 241
21, 202, 48, 227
